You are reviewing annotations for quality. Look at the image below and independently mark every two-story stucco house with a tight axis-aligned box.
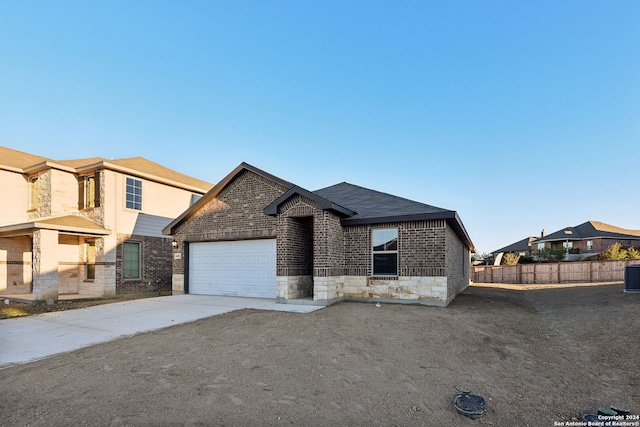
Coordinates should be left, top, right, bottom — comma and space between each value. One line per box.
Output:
0, 146, 211, 302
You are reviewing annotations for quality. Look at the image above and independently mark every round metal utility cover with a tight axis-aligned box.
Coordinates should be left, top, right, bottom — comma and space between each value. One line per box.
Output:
453, 392, 487, 419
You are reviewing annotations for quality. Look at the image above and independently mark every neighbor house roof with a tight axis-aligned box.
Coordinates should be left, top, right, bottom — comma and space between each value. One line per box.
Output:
0, 146, 50, 171
0, 146, 212, 193
493, 236, 537, 254
55, 157, 107, 168
102, 157, 211, 192
537, 221, 640, 242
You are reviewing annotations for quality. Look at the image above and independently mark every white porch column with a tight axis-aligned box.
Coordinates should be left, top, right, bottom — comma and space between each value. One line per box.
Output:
32, 229, 59, 301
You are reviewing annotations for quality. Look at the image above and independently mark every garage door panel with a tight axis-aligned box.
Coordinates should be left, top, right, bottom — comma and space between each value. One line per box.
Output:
189, 239, 276, 298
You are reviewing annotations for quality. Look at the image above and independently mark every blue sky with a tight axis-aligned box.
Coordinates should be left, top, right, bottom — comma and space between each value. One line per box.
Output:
1, 0, 638, 254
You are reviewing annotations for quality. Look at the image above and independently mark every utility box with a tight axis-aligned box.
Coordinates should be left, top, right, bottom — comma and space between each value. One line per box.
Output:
624, 264, 640, 293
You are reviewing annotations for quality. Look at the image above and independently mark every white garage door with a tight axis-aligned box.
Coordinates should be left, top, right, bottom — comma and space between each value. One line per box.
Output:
188, 239, 276, 298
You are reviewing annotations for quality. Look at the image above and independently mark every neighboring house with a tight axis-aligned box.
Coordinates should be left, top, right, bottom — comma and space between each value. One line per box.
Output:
533, 221, 640, 261
163, 163, 475, 307
0, 146, 211, 301
493, 236, 538, 258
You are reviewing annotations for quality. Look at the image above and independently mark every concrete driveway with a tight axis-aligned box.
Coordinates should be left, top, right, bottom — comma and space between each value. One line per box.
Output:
0, 294, 323, 368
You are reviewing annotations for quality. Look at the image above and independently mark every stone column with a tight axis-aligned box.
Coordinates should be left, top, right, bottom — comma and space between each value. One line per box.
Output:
32, 229, 59, 302
93, 235, 117, 297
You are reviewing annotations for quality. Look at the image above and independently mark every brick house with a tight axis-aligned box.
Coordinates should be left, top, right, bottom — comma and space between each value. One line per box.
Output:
0, 146, 211, 301
533, 221, 640, 260
164, 163, 475, 307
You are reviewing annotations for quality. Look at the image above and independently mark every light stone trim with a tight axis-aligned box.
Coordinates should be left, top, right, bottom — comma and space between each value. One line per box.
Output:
342, 275, 449, 303
276, 275, 313, 299
172, 273, 184, 293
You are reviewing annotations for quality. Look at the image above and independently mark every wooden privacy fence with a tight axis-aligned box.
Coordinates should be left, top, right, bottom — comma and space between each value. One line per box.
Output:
472, 260, 640, 284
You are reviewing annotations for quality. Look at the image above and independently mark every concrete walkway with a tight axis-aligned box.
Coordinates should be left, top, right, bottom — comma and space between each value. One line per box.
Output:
0, 294, 324, 368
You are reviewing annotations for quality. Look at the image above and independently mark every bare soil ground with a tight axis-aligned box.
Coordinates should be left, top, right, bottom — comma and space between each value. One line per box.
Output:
1, 284, 638, 426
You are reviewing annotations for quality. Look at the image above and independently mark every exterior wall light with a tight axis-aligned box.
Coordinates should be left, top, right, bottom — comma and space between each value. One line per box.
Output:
171, 240, 179, 249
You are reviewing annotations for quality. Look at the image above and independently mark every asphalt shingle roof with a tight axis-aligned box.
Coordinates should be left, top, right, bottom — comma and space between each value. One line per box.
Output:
0, 146, 49, 169
493, 236, 537, 254
538, 221, 640, 242
313, 182, 450, 222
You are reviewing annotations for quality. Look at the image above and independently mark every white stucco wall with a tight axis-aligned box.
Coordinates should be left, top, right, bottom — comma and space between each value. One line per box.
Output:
0, 170, 29, 224
109, 171, 198, 236
50, 169, 80, 216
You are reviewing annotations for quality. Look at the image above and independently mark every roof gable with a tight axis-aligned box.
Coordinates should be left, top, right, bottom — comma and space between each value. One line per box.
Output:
263, 186, 356, 217
163, 162, 294, 235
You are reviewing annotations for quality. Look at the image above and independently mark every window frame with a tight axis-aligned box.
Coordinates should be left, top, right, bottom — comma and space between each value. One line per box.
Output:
85, 240, 96, 280
125, 177, 143, 210
371, 228, 399, 277
123, 241, 141, 280
30, 176, 39, 210
86, 175, 96, 208
586, 240, 594, 251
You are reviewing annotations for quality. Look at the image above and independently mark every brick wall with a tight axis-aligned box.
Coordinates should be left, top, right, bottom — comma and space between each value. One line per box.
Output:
116, 234, 172, 293
314, 211, 344, 277
172, 170, 289, 275
599, 238, 640, 253
276, 199, 314, 276
445, 225, 470, 300
343, 219, 447, 277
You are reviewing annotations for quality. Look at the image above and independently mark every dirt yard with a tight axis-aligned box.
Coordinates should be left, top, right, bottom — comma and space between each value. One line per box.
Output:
1, 284, 638, 426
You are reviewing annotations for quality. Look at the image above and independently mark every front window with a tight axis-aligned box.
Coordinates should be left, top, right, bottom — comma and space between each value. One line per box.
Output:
123, 242, 141, 279
126, 177, 142, 210
563, 241, 573, 249
372, 228, 398, 276
30, 176, 39, 209
86, 241, 96, 280
587, 240, 593, 251
85, 176, 96, 208
537, 242, 545, 250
